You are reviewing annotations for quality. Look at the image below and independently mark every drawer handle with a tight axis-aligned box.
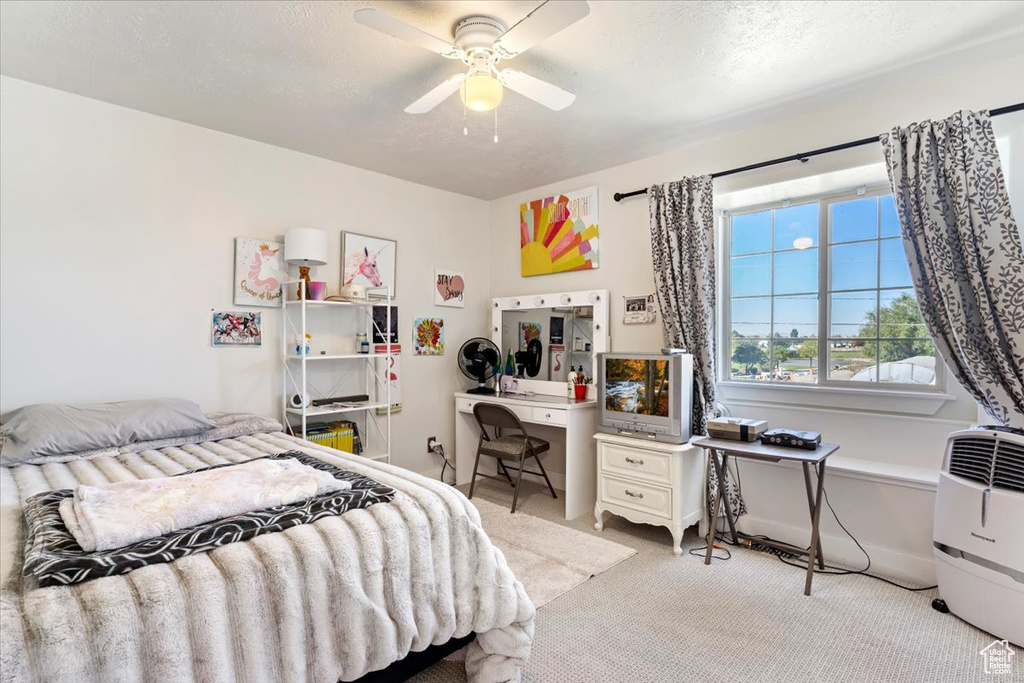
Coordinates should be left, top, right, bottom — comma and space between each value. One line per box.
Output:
624, 490, 644, 499
546, 413, 551, 418
625, 457, 645, 465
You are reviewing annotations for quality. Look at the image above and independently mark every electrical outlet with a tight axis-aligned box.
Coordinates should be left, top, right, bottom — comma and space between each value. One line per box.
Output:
426, 436, 437, 451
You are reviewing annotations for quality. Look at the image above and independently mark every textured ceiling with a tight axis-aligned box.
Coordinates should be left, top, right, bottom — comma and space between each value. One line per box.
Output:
1, 0, 1022, 199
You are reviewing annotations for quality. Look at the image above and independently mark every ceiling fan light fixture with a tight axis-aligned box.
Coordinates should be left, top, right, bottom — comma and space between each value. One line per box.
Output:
461, 73, 503, 112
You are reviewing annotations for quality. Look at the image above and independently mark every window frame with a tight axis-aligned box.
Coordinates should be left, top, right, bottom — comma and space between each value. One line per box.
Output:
719, 183, 946, 395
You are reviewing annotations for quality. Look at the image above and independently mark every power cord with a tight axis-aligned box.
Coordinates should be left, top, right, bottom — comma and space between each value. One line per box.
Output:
705, 459, 936, 593
430, 443, 455, 485
771, 484, 938, 592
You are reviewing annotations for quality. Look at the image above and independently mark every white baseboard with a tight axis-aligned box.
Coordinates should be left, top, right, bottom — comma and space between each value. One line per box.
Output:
736, 514, 937, 585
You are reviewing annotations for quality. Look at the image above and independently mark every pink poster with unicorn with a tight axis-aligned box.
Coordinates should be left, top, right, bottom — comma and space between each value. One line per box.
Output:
234, 237, 287, 307
341, 232, 397, 297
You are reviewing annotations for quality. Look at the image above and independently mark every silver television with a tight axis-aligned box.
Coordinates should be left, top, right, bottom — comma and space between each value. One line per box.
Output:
596, 352, 694, 444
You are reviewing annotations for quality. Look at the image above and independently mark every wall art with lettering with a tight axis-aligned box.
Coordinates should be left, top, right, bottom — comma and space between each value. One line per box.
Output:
434, 268, 465, 308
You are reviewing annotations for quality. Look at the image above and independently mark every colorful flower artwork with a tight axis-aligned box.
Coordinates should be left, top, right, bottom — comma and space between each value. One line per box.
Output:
413, 317, 444, 356
520, 186, 599, 276
234, 238, 286, 306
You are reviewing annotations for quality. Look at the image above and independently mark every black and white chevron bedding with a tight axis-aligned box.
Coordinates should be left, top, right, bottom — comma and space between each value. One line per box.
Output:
22, 451, 395, 587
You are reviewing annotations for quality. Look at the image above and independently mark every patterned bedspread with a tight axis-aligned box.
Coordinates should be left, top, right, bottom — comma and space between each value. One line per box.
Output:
0, 432, 535, 682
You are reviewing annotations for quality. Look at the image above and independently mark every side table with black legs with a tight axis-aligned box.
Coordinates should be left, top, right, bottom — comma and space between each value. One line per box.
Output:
691, 436, 840, 596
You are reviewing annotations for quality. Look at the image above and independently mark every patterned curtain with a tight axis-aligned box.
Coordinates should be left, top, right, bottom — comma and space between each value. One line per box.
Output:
881, 110, 1024, 426
649, 177, 746, 517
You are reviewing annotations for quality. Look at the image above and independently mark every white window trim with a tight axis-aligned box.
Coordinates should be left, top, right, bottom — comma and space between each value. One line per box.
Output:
717, 184, 956, 415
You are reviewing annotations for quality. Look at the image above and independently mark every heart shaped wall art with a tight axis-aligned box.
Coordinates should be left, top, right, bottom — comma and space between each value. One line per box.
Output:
435, 269, 465, 308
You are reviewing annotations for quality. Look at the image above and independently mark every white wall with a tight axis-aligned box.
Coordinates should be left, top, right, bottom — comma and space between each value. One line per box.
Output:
0, 76, 490, 477
487, 54, 1024, 582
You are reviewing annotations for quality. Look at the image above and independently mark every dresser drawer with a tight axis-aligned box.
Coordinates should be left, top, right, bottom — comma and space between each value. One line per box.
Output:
600, 442, 671, 484
457, 398, 533, 424
531, 407, 567, 426
600, 475, 672, 520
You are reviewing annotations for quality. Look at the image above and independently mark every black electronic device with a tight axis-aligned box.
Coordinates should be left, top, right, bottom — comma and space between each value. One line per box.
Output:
458, 337, 500, 394
760, 428, 821, 450
311, 394, 369, 407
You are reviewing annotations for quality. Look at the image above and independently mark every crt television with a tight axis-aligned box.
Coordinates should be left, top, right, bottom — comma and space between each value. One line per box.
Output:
596, 352, 694, 444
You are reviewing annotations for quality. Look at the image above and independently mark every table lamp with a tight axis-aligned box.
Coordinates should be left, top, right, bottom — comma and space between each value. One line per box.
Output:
284, 228, 328, 299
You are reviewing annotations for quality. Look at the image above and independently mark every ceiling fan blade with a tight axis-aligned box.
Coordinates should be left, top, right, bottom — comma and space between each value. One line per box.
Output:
495, 0, 590, 57
405, 74, 466, 114
501, 70, 575, 111
354, 8, 463, 59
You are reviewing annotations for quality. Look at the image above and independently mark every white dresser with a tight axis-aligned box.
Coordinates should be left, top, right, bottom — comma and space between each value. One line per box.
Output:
593, 432, 706, 555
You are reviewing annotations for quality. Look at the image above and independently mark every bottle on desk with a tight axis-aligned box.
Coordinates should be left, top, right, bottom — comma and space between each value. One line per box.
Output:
567, 366, 578, 397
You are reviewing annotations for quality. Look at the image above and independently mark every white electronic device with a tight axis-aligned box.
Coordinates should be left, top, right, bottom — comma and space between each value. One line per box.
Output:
932, 426, 1023, 646
337, 283, 367, 301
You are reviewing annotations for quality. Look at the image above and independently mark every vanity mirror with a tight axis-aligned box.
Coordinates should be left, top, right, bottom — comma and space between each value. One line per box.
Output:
491, 289, 609, 397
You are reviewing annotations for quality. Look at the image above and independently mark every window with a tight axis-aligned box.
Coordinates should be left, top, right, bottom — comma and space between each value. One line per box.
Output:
723, 186, 937, 389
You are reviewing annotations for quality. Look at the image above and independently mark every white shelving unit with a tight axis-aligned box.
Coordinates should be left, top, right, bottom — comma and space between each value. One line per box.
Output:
281, 280, 394, 464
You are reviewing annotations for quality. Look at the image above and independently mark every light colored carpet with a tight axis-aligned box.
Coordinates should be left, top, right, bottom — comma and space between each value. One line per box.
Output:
471, 498, 636, 608
409, 478, 1010, 683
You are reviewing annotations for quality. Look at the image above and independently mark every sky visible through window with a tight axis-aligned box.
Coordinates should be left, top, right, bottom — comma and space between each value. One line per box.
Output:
730, 195, 908, 338
728, 193, 935, 385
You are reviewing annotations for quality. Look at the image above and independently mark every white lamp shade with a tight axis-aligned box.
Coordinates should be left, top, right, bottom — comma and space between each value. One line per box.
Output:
284, 228, 328, 266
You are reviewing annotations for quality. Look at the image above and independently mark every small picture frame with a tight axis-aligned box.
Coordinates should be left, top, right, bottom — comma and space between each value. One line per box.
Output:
212, 311, 262, 346
623, 294, 657, 325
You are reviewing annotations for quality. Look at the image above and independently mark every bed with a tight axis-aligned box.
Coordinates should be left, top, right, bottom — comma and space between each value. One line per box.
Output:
0, 414, 535, 683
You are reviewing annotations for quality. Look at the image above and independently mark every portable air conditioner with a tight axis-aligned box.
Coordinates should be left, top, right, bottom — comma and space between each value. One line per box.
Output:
933, 426, 1024, 646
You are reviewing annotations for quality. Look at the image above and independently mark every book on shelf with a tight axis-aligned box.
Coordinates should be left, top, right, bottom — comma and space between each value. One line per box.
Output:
303, 420, 362, 454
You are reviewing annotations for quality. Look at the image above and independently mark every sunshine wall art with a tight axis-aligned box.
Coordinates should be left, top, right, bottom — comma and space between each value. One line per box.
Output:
520, 186, 599, 277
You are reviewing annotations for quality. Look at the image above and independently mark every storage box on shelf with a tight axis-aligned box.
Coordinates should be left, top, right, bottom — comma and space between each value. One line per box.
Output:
281, 280, 394, 463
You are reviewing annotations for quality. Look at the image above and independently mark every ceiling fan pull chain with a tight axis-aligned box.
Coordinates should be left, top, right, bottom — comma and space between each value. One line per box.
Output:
493, 107, 499, 144
463, 102, 469, 136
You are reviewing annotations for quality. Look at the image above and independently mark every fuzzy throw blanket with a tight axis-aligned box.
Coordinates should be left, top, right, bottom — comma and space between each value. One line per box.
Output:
1, 431, 535, 682
58, 456, 351, 552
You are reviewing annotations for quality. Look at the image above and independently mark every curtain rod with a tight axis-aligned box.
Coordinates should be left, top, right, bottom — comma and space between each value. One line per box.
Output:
612, 102, 1024, 202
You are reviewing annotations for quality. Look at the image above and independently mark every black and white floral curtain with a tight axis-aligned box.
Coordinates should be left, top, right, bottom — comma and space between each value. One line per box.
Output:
649, 177, 746, 517
881, 110, 1024, 426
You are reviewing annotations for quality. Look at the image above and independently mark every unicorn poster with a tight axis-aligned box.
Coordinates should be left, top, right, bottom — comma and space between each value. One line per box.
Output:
341, 232, 397, 297
234, 238, 287, 307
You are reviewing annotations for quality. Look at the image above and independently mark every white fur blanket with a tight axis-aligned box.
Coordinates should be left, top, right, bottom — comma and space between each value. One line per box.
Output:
58, 456, 351, 552
0, 432, 535, 682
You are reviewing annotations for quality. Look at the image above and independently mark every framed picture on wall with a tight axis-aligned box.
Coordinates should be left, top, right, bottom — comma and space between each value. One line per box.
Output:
212, 311, 262, 347
341, 232, 396, 297
234, 238, 286, 307
434, 268, 465, 308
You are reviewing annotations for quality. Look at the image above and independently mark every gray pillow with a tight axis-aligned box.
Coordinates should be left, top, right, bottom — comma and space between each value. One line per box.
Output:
0, 399, 215, 465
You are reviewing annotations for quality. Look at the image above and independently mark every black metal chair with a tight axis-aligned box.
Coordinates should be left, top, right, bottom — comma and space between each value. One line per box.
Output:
468, 403, 558, 513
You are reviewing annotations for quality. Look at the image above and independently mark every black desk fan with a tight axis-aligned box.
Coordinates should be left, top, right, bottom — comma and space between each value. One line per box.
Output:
458, 337, 500, 394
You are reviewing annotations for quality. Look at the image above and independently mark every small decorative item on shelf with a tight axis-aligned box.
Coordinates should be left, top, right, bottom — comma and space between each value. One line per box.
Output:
307, 281, 327, 300
284, 228, 328, 299
356, 332, 369, 354
295, 333, 312, 355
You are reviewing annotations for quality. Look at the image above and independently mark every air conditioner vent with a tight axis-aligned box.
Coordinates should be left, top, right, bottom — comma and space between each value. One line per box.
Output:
948, 433, 1024, 493
949, 437, 995, 486
993, 439, 1024, 493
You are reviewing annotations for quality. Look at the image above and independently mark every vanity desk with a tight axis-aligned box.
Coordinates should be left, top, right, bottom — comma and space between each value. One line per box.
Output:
454, 288, 610, 521
454, 392, 597, 520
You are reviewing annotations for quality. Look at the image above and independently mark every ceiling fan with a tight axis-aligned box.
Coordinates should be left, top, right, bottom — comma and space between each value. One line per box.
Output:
354, 1, 589, 115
